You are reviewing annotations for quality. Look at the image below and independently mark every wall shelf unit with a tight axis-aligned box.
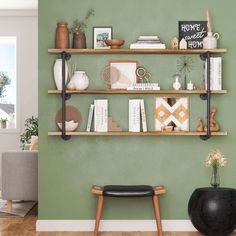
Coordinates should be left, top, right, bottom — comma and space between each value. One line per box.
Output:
48, 48, 227, 54
48, 89, 227, 95
48, 131, 227, 136
48, 48, 227, 141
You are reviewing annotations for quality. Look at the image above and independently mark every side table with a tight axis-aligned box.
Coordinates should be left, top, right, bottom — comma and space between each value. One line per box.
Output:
188, 187, 236, 236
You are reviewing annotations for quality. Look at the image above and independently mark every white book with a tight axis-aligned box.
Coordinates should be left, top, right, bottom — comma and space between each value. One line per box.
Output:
205, 57, 222, 91
139, 36, 160, 40
94, 100, 108, 132
140, 99, 147, 132
129, 99, 141, 132
130, 43, 166, 49
86, 104, 94, 132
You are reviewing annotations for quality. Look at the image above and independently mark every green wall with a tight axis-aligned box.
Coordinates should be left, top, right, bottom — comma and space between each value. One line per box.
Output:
39, 0, 236, 220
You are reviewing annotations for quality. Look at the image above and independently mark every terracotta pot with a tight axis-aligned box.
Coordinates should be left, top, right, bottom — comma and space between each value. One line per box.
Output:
55, 22, 70, 49
78, 32, 86, 49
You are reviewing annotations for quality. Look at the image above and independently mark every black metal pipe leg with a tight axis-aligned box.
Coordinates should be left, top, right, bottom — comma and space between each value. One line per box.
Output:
61, 51, 71, 141
200, 52, 211, 141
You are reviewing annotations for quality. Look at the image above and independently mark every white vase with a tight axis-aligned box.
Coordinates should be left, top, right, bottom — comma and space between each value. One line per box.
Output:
53, 59, 68, 90
173, 78, 181, 90
71, 71, 89, 90
203, 32, 220, 49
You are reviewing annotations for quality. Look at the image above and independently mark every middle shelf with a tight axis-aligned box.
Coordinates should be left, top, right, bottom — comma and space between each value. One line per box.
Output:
48, 89, 227, 95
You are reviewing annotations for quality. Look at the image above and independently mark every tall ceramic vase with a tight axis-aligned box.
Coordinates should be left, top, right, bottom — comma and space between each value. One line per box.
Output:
53, 59, 68, 90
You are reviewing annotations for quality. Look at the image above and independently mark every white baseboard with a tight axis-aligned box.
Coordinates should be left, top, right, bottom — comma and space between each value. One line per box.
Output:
36, 220, 196, 232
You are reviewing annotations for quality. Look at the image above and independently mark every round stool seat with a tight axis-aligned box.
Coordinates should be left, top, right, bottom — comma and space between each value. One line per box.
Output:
103, 185, 154, 198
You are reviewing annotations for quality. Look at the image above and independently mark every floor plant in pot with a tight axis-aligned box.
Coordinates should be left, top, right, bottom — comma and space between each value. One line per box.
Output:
20, 116, 38, 150
70, 8, 95, 49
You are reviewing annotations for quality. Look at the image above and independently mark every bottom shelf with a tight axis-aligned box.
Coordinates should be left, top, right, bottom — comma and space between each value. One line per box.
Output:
48, 131, 227, 136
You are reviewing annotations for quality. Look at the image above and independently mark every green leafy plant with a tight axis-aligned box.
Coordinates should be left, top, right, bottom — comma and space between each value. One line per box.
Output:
70, 8, 95, 34
0, 118, 8, 122
0, 72, 11, 98
20, 116, 38, 149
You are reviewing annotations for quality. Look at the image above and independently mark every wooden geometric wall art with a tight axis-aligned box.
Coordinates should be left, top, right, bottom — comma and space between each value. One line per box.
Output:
154, 97, 189, 131
108, 117, 122, 132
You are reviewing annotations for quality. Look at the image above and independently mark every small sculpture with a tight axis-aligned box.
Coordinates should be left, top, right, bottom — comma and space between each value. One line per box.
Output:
196, 117, 204, 132
179, 38, 187, 49
204, 107, 220, 132
187, 80, 194, 90
136, 66, 151, 83
108, 117, 122, 132
171, 37, 179, 49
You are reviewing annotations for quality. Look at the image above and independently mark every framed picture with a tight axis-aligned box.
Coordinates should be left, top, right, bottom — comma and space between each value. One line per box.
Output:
178, 21, 207, 49
93, 27, 113, 49
109, 60, 139, 89
154, 97, 189, 131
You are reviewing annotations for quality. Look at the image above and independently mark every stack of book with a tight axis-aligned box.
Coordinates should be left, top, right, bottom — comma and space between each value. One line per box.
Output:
130, 36, 166, 49
127, 83, 160, 90
204, 57, 222, 90
86, 99, 108, 132
129, 99, 147, 132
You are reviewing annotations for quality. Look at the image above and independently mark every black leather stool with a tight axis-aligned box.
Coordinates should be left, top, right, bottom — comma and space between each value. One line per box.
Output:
91, 185, 166, 236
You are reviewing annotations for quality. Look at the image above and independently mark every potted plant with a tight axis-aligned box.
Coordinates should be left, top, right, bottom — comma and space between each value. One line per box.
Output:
205, 149, 226, 187
70, 8, 95, 48
20, 116, 38, 150
0, 118, 8, 129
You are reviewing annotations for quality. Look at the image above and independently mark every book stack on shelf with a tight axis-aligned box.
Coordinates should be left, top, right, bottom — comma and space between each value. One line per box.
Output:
204, 57, 222, 90
129, 99, 147, 132
86, 99, 108, 132
130, 36, 166, 49
127, 83, 160, 90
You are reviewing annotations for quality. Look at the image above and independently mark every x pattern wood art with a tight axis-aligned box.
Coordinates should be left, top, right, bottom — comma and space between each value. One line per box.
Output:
154, 97, 189, 131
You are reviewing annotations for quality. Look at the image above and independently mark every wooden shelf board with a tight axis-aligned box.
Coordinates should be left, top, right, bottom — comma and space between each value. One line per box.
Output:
48, 89, 227, 95
48, 48, 227, 54
48, 131, 227, 136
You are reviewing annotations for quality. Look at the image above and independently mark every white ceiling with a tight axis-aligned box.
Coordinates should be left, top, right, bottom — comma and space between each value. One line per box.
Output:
0, 0, 38, 9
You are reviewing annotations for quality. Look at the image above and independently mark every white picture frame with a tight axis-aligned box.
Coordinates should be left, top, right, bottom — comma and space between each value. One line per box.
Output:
93, 27, 113, 49
109, 60, 139, 89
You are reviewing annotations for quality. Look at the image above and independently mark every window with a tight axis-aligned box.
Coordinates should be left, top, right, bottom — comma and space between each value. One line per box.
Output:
0, 36, 17, 130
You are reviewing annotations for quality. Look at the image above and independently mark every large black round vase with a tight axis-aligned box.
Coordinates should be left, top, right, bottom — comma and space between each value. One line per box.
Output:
188, 187, 236, 236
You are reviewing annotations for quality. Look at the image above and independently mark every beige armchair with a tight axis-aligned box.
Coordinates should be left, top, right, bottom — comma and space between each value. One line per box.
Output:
1, 151, 38, 210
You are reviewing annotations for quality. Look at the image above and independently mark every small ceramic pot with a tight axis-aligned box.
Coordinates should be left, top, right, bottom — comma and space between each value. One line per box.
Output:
71, 71, 89, 90
203, 32, 220, 49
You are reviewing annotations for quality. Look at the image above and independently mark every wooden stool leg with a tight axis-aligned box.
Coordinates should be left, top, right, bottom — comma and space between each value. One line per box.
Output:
94, 195, 104, 236
7, 200, 12, 211
152, 195, 163, 236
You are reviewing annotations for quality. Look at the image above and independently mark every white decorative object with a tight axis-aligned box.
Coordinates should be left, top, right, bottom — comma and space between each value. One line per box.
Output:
179, 38, 187, 49
173, 77, 181, 90
94, 100, 108, 132
129, 99, 141, 132
57, 120, 78, 132
71, 71, 89, 90
53, 59, 68, 90
154, 97, 189, 131
203, 32, 219, 49
187, 80, 194, 90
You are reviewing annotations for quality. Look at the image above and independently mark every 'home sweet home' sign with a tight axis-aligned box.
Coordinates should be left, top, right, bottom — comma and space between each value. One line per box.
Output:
179, 21, 207, 49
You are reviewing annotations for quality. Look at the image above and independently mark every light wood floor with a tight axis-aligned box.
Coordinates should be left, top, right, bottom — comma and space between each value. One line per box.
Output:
0, 206, 236, 236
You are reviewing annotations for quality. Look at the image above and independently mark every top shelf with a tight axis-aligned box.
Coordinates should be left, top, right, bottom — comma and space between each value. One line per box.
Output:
48, 48, 227, 55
